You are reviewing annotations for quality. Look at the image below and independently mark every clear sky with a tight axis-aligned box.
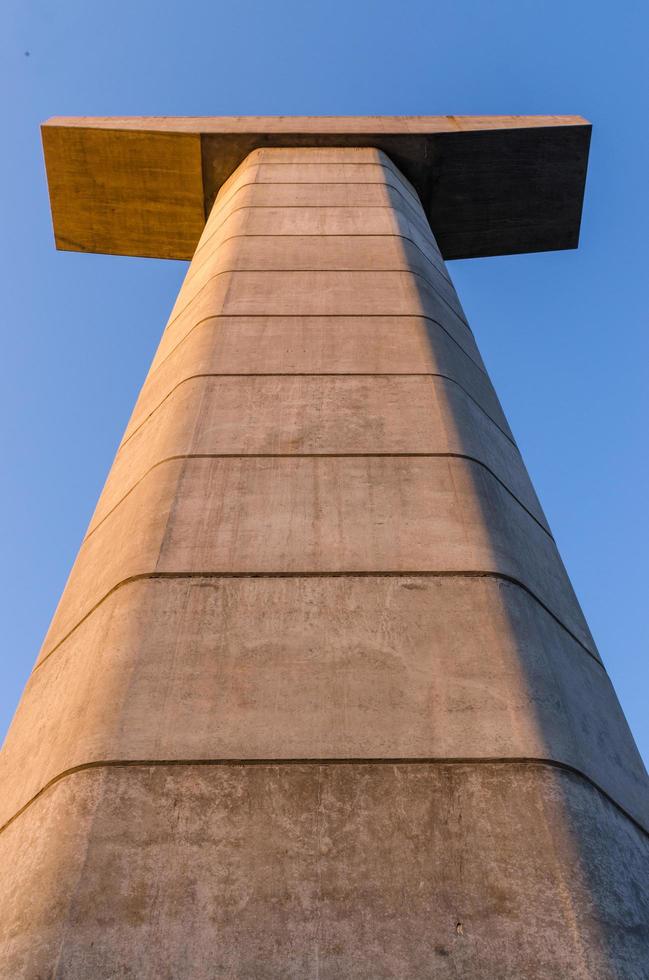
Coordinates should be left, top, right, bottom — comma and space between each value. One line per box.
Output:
1, 1, 647, 762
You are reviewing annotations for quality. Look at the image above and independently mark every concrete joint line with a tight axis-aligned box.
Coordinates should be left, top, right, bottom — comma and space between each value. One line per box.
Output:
214, 167, 423, 217
118, 372, 518, 454
1, 756, 645, 842
192, 202, 444, 267
206, 177, 426, 236
84, 452, 549, 545
192, 214, 451, 285
32, 571, 602, 681
220, 159, 422, 208
85, 450, 547, 544
196, 187, 434, 259
185, 231, 453, 292
164, 267, 472, 339
149, 313, 489, 390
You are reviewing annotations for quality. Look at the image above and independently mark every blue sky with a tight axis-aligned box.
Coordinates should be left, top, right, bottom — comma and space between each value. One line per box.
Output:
1, 0, 647, 762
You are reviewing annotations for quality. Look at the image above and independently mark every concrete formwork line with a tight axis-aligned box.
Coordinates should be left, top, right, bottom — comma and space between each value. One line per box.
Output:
183, 232, 455, 296
190, 204, 449, 273
2, 758, 646, 842
84, 452, 551, 545
204, 180, 428, 240
145, 313, 489, 401
162, 268, 472, 342
214, 158, 423, 208
31, 570, 604, 680
118, 372, 518, 453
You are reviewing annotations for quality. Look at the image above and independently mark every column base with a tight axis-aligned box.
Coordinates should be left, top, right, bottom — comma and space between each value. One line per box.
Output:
2, 761, 648, 979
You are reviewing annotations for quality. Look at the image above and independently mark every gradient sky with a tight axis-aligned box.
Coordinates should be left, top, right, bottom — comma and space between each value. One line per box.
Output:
1, 1, 648, 763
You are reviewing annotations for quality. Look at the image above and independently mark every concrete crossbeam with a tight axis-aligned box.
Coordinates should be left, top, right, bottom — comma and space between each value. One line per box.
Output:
41, 118, 591, 259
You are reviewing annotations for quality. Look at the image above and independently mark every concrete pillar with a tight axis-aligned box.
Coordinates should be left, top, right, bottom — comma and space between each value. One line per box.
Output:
1, 147, 648, 977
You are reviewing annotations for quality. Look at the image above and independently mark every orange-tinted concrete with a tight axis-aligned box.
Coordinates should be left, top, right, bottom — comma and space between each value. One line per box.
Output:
2, 144, 648, 977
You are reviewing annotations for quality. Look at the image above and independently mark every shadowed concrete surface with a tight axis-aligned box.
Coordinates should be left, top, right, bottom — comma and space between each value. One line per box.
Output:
1, 144, 648, 977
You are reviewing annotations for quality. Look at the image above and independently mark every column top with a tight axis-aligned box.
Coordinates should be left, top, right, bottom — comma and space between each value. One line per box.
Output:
41, 115, 591, 261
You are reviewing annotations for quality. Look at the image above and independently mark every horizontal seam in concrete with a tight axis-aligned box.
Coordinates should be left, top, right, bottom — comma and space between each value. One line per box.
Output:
165, 268, 472, 339
219, 160, 422, 208
198, 190, 432, 261
229, 154, 419, 184
119, 372, 516, 452
85, 452, 549, 544
192, 219, 451, 286
210, 176, 424, 222
204, 178, 426, 238
33, 571, 602, 679
192, 204, 444, 268
185, 232, 453, 292
1, 757, 645, 841
156, 301, 483, 382
149, 314, 488, 391
217, 167, 423, 214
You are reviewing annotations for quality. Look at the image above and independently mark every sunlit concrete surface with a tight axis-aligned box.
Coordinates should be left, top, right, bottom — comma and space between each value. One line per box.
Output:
1, 138, 647, 978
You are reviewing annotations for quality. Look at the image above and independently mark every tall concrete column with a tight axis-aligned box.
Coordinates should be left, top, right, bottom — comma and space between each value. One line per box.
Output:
2, 136, 649, 977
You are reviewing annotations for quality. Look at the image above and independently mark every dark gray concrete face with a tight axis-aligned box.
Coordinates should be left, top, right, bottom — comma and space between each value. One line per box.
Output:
1, 146, 647, 977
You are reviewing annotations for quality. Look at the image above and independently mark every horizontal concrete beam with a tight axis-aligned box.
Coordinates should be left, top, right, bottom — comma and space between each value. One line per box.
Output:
41, 116, 591, 260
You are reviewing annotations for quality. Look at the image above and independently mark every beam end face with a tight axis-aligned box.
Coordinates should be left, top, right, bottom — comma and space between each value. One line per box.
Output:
41, 125, 204, 259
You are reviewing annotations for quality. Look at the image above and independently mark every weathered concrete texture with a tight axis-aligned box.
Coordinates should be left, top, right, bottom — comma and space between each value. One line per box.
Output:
2, 764, 649, 980
183, 196, 456, 296
182, 236, 466, 322
216, 149, 421, 200
128, 311, 502, 421
3, 145, 648, 976
39, 455, 593, 660
89, 375, 543, 534
165, 268, 469, 333
126, 314, 501, 440
2, 577, 648, 834
188, 188, 449, 271
152, 152, 476, 369
156, 268, 475, 371
206, 167, 422, 223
